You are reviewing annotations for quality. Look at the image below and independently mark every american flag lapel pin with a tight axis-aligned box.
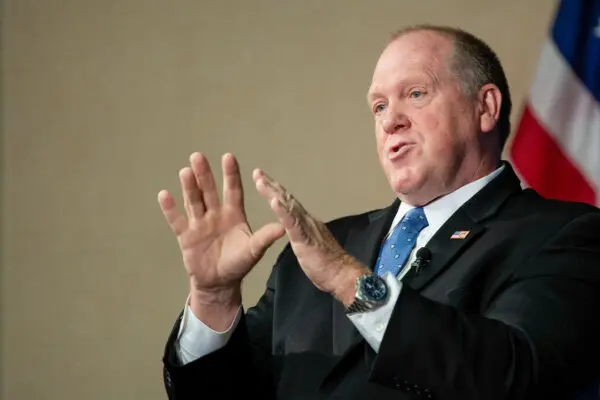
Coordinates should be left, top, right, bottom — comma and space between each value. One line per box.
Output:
450, 230, 470, 239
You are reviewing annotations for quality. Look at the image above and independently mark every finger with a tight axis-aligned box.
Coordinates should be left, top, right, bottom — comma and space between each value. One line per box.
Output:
254, 174, 275, 204
249, 222, 285, 260
157, 190, 188, 236
269, 197, 308, 243
253, 170, 312, 243
253, 169, 288, 212
223, 153, 244, 209
190, 152, 220, 211
269, 197, 296, 230
253, 168, 287, 200
254, 171, 306, 215
179, 167, 205, 219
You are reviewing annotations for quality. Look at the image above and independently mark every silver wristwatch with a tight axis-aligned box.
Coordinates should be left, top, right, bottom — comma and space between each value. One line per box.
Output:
345, 273, 389, 315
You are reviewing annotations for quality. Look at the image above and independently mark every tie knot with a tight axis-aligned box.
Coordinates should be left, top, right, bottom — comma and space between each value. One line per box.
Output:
390, 207, 428, 242
402, 207, 427, 228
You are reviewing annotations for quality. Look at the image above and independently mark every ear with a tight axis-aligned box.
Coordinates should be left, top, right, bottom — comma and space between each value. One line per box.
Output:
478, 84, 502, 133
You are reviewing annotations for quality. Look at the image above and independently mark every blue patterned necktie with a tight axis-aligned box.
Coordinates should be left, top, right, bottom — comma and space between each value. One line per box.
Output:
375, 207, 429, 277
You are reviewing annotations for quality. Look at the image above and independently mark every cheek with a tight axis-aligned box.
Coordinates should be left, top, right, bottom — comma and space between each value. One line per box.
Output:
419, 109, 442, 135
413, 111, 442, 155
416, 107, 464, 156
374, 128, 386, 157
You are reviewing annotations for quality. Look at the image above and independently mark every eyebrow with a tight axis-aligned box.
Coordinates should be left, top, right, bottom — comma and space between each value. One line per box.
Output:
366, 73, 438, 103
366, 89, 382, 103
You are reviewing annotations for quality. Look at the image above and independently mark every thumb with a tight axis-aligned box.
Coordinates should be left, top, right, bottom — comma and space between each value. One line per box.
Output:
249, 222, 285, 260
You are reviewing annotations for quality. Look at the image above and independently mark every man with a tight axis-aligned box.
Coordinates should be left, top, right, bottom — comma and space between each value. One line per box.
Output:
158, 25, 600, 399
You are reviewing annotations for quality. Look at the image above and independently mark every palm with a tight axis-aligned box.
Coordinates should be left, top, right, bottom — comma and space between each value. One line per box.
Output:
158, 153, 284, 291
180, 217, 254, 287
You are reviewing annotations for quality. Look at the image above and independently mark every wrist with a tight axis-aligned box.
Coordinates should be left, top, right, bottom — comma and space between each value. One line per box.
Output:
188, 284, 242, 331
344, 272, 389, 315
332, 263, 370, 307
190, 283, 242, 305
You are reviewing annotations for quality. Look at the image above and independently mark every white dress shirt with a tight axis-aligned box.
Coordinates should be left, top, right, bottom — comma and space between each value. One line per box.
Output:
175, 165, 505, 364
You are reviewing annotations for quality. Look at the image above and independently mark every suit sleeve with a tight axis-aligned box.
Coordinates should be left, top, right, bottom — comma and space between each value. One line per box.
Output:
161, 247, 289, 400
368, 212, 600, 399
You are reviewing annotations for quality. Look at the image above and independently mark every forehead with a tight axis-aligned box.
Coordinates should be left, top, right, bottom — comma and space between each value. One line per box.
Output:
368, 31, 453, 95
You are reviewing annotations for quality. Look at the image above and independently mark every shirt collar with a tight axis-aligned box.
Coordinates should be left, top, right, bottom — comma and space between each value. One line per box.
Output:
389, 164, 505, 235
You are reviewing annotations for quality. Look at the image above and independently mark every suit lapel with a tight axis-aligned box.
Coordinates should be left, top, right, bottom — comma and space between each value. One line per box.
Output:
331, 199, 400, 356
405, 211, 483, 290
405, 161, 522, 290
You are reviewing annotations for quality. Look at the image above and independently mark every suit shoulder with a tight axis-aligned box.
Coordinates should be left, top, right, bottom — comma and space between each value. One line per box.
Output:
506, 189, 600, 239
517, 189, 600, 219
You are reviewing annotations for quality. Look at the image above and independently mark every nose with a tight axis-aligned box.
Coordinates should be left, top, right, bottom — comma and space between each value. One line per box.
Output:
379, 108, 411, 134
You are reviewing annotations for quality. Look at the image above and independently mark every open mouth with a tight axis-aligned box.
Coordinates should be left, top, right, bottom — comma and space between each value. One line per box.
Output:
389, 143, 414, 160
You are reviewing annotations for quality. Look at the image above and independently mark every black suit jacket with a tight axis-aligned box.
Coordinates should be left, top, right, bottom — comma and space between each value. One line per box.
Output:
162, 163, 600, 399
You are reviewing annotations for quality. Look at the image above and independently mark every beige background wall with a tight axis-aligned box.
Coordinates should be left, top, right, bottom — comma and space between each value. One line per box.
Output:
1, 1, 558, 399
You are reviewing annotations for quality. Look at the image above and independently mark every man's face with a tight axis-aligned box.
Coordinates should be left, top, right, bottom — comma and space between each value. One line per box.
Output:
367, 31, 484, 206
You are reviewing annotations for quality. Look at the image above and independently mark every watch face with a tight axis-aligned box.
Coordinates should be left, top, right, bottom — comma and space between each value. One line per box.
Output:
361, 275, 388, 301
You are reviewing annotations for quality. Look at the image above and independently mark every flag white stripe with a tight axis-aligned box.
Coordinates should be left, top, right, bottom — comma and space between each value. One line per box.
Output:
528, 39, 600, 202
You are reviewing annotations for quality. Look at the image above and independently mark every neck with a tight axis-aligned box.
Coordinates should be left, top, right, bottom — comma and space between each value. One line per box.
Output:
399, 155, 501, 207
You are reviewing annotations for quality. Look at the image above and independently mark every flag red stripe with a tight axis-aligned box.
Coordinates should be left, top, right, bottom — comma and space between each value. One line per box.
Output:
510, 105, 596, 204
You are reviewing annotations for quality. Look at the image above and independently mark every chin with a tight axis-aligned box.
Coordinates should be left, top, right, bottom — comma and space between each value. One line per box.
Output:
388, 175, 418, 196
387, 167, 427, 198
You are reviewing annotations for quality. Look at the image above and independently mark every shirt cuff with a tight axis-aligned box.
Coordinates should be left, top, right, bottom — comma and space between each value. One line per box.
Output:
175, 295, 242, 364
346, 272, 402, 353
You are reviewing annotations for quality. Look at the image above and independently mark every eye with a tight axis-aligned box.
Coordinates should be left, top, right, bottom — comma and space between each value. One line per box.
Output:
373, 103, 386, 114
409, 90, 424, 99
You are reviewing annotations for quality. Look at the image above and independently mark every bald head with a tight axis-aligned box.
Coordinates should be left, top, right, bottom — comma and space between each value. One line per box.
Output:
370, 30, 456, 103
384, 25, 512, 148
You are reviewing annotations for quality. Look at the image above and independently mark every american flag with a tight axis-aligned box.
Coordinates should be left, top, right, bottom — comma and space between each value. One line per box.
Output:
509, 0, 600, 207
450, 230, 469, 239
